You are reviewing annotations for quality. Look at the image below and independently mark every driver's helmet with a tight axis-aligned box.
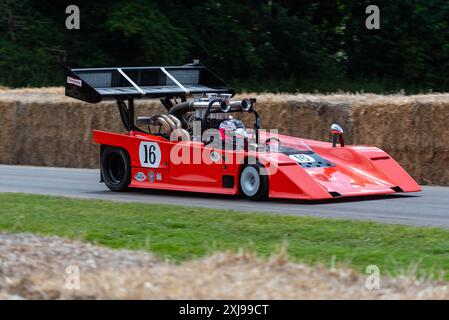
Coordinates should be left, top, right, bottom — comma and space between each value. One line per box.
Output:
219, 119, 248, 140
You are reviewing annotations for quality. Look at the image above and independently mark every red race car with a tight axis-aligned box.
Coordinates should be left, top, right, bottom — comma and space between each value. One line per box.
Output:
65, 61, 420, 200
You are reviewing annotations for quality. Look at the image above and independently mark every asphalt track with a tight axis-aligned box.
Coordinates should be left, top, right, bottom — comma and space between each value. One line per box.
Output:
0, 165, 448, 228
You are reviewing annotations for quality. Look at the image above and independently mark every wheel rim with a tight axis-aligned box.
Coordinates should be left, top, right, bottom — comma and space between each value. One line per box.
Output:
107, 153, 125, 185
240, 166, 260, 197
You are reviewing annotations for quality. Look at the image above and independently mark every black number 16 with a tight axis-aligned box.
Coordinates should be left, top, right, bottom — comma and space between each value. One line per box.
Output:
143, 145, 156, 164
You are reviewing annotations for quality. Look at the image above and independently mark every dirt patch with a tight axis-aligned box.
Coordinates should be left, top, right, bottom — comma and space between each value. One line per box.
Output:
0, 233, 448, 300
1, 88, 449, 184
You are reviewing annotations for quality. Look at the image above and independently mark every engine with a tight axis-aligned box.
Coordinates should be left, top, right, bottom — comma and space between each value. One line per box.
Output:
193, 94, 233, 123
165, 93, 256, 145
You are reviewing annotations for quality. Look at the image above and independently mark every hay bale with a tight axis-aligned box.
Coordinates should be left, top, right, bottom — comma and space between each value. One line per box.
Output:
351, 99, 449, 185
1, 88, 449, 184
0, 88, 164, 168
0, 101, 16, 164
239, 94, 351, 142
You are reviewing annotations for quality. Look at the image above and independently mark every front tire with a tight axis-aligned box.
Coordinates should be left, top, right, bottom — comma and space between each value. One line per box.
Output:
239, 163, 269, 200
101, 147, 131, 192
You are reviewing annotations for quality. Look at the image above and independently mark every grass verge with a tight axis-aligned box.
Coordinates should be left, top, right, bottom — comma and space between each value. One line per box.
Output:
1, 193, 448, 279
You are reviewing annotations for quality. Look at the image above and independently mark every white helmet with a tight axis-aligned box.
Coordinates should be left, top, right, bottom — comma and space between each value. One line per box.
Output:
219, 119, 248, 138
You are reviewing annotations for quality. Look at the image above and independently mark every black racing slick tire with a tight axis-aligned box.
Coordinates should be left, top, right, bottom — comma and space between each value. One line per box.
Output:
101, 147, 131, 192
239, 163, 269, 200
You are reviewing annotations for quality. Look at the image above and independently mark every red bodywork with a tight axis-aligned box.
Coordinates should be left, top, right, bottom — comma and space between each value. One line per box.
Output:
93, 129, 421, 200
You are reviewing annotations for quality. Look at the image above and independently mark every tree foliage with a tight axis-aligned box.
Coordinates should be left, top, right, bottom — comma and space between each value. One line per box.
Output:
0, 0, 448, 92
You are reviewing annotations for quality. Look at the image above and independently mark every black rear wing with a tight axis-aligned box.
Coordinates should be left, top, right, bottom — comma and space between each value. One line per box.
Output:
65, 63, 235, 103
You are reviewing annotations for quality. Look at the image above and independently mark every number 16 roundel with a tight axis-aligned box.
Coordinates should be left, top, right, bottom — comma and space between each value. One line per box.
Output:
139, 142, 161, 168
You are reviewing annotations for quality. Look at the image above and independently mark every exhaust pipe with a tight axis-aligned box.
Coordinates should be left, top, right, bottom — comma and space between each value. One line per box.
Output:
160, 114, 178, 131
154, 116, 173, 134
167, 114, 182, 128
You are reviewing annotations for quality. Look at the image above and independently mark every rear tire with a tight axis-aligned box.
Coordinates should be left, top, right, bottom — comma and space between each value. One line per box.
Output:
239, 163, 269, 200
101, 147, 131, 192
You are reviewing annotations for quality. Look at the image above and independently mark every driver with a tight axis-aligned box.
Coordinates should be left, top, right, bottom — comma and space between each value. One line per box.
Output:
219, 119, 248, 150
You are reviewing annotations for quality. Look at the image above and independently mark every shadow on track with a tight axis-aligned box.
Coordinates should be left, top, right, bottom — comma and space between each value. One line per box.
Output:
89, 186, 419, 205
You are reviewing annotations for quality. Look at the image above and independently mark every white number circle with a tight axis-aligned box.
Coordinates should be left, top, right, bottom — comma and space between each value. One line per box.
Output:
139, 142, 161, 168
289, 154, 315, 163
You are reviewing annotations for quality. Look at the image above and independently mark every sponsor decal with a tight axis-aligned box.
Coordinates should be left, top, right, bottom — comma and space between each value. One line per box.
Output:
289, 154, 316, 163
134, 172, 147, 182
156, 172, 162, 181
139, 142, 162, 168
148, 171, 155, 183
67, 76, 82, 87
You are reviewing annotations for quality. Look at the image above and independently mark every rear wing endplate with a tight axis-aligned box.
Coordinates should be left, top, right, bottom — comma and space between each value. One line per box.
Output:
65, 63, 235, 103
